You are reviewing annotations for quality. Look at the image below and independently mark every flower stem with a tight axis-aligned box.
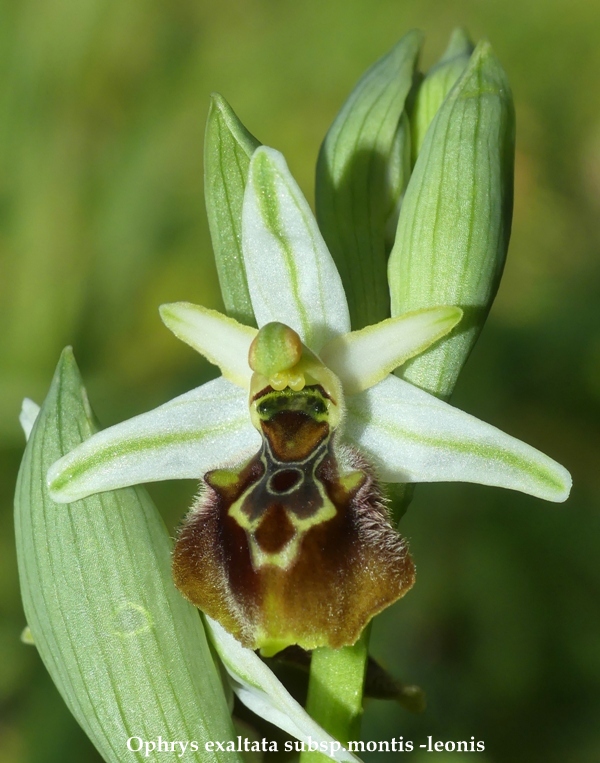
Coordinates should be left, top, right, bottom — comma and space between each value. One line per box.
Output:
300, 626, 370, 762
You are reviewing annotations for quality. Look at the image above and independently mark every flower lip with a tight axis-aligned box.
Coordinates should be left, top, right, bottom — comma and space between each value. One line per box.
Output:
173, 368, 416, 653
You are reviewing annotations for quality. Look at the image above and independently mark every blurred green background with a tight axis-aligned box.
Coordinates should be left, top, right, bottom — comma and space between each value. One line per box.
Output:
1, 0, 599, 761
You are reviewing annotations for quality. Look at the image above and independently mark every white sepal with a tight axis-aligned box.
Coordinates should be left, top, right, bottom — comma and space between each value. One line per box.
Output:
47, 378, 259, 503
20, 398, 41, 440
243, 146, 351, 351
346, 375, 571, 502
205, 617, 362, 763
321, 306, 462, 395
160, 302, 257, 389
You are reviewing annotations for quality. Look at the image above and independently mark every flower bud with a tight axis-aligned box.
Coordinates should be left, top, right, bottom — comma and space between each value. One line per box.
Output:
15, 350, 240, 762
204, 94, 260, 326
388, 40, 515, 400
410, 28, 474, 161
316, 30, 422, 328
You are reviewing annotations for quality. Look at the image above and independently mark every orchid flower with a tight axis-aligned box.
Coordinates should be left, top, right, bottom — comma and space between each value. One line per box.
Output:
16, 29, 574, 763
47, 146, 571, 658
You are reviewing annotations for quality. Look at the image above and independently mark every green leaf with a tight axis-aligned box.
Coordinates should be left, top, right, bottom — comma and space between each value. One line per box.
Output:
205, 93, 260, 326
15, 349, 243, 763
389, 40, 515, 400
410, 28, 474, 161
316, 30, 423, 329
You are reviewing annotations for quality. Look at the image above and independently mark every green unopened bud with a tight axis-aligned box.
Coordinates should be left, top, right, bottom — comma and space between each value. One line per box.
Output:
388, 40, 515, 400
384, 111, 412, 252
205, 93, 260, 326
410, 28, 474, 160
316, 30, 422, 329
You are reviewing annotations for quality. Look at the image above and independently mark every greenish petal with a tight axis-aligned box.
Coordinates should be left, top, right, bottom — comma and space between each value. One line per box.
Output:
320, 306, 462, 395
389, 40, 515, 400
160, 301, 257, 388
205, 93, 260, 326
15, 348, 242, 763
316, 30, 422, 328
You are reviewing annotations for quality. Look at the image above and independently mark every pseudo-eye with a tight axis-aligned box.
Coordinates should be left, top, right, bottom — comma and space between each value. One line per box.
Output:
172, 322, 415, 657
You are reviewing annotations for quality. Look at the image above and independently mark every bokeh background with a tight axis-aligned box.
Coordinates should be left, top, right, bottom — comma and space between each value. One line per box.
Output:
1, 1, 599, 761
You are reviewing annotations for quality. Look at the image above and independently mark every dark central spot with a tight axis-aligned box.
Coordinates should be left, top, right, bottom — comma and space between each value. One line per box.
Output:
269, 468, 303, 494
255, 504, 296, 554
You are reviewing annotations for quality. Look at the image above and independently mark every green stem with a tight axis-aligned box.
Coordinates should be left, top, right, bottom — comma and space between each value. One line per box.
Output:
300, 626, 370, 763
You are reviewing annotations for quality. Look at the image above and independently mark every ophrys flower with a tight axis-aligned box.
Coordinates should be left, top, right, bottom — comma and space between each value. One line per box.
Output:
47, 146, 571, 655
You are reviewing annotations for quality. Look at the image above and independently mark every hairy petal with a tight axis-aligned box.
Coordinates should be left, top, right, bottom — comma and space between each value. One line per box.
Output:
320, 307, 462, 395
48, 378, 259, 503
243, 146, 350, 351
173, 436, 414, 654
160, 302, 257, 389
346, 375, 571, 502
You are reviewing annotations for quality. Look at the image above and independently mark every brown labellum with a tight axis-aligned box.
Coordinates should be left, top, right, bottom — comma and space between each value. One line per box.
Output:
172, 384, 415, 655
